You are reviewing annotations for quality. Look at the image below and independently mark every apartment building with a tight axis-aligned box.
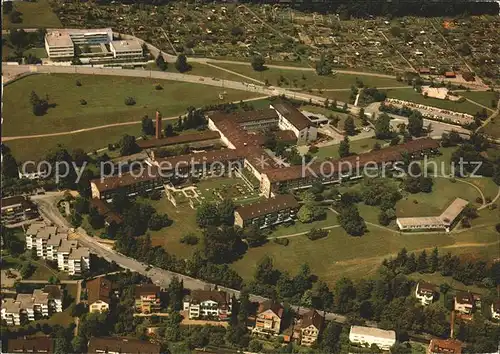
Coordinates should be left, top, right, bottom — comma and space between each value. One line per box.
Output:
182, 290, 232, 320
7, 337, 54, 354
349, 326, 397, 351
454, 291, 474, 315
427, 338, 462, 354
110, 40, 143, 59
271, 102, 317, 145
234, 194, 300, 228
294, 310, 324, 346
1, 286, 63, 326
415, 281, 435, 306
87, 278, 115, 313
87, 337, 160, 354
25, 224, 90, 275
134, 284, 161, 314
44, 31, 75, 58
253, 300, 284, 335
1, 196, 39, 225
90, 168, 164, 200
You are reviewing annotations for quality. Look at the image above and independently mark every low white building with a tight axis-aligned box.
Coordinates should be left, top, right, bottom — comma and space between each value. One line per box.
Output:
110, 40, 143, 59
415, 281, 435, 306
271, 102, 317, 145
45, 28, 113, 59
44, 31, 75, 59
183, 290, 232, 321
349, 325, 396, 351
454, 291, 474, 315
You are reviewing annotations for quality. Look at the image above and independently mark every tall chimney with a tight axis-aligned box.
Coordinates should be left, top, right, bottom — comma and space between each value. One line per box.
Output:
155, 111, 162, 139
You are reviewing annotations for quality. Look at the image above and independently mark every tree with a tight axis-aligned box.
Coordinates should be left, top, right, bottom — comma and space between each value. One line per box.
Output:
430, 247, 439, 272
297, 204, 315, 223
245, 224, 267, 248
9, 10, 22, 24
164, 124, 175, 137
88, 207, 105, 229
217, 199, 235, 226
315, 54, 332, 76
167, 276, 184, 311
337, 204, 366, 236
1, 153, 19, 179
155, 52, 167, 71
375, 113, 392, 139
148, 214, 171, 230
344, 116, 356, 136
119, 134, 139, 156
417, 250, 428, 272
338, 136, 350, 158
251, 55, 266, 71
141, 116, 155, 135
196, 202, 219, 228
175, 54, 191, 73
408, 111, 423, 136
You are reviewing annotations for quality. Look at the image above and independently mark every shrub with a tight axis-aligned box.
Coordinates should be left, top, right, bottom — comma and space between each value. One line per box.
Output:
155, 84, 163, 90
149, 190, 162, 200
309, 146, 319, 154
273, 238, 289, 246
124, 96, 136, 106
80, 99, 87, 105
76, 80, 82, 87
306, 228, 328, 240
180, 233, 199, 245
475, 197, 482, 204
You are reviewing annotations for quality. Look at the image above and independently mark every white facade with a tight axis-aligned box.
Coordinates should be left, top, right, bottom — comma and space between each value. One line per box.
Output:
110, 40, 143, 59
45, 28, 112, 59
183, 291, 232, 320
90, 300, 110, 314
491, 303, 500, 320
415, 282, 434, 306
349, 326, 396, 351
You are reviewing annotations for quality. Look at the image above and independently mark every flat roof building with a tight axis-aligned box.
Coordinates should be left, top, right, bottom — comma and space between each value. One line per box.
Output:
234, 194, 300, 228
110, 40, 143, 59
349, 325, 396, 351
45, 28, 112, 59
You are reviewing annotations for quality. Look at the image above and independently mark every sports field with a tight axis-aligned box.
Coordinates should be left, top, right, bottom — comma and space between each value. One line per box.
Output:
2, 0, 62, 29
3, 74, 262, 137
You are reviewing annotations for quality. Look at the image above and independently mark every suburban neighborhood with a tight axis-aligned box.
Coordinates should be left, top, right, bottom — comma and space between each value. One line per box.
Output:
1, 0, 500, 353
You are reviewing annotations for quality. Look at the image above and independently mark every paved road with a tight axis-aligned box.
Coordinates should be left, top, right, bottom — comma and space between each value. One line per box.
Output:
33, 193, 348, 323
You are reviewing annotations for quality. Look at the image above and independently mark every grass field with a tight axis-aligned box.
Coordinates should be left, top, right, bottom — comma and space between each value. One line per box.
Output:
146, 62, 252, 83
6, 124, 143, 162
311, 137, 389, 161
386, 88, 487, 116
3, 73, 261, 136
460, 91, 498, 109
213, 63, 407, 90
481, 118, 500, 139
271, 210, 338, 237
2, 0, 62, 29
407, 273, 489, 295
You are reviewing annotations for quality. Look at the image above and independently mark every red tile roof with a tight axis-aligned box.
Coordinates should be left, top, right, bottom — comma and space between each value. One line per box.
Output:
87, 277, 114, 305
235, 194, 299, 221
428, 339, 462, 354
137, 131, 220, 149
271, 102, 311, 130
91, 166, 162, 193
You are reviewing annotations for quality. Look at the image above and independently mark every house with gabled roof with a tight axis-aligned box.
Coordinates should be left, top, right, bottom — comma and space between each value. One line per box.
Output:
253, 300, 284, 335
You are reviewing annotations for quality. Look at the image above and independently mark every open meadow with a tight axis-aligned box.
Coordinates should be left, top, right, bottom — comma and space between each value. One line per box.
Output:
2, 73, 262, 137
2, 0, 62, 29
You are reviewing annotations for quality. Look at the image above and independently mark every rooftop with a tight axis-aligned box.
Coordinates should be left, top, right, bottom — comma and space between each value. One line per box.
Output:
90, 199, 123, 225
7, 337, 54, 354
87, 337, 160, 354
69, 247, 90, 260
2, 298, 21, 313
137, 131, 220, 149
87, 277, 114, 305
45, 31, 73, 47
439, 198, 469, 225
271, 101, 311, 130
135, 284, 161, 298
43, 285, 62, 300
258, 300, 284, 318
235, 194, 299, 220
417, 281, 435, 294
396, 216, 443, 228
455, 291, 474, 305
26, 222, 47, 236
110, 39, 142, 52
91, 166, 162, 193
33, 289, 49, 304
58, 239, 78, 253
428, 338, 462, 354
350, 325, 396, 340
187, 290, 230, 306
300, 309, 324, 330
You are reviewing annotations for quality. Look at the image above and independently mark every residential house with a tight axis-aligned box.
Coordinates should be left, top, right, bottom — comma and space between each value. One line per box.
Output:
234, 194, 300, 228
89, 199, 123, 226
87, 337, 160, 354
454, 291, 474, 315
1, 196, 39, 225
134, 284, 161, 314
490, 300, 500, 320
415, 281, 435, 306
427, 338, 462, 354
7, 337, 54, 354
295, 310, 324, 346
182, 290, 232, 320
349, 325, 396, 351
43, 285, 63, 313
253, 300, 284, 335
68, 247, 90, 276
87, 277, 114, 313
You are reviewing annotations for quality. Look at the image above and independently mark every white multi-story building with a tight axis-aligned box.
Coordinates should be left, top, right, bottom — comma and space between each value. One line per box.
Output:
183, 290, 232, 320
110, 40, 143, 59
349, 326, 396, 351
34, 226, 57, 259
1, 286, 63, 326
1, 299, 21, 326
415, 281, 435, 306
68, 247, 90, 276
57, 239, 78, 272
46, 233, 66, 261
271, 102, 317, 145
45, 28, 113, 59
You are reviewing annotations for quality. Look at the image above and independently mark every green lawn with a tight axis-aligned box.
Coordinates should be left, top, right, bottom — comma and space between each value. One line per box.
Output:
6, 123, 143, 162
481, 118, 500, 139
3, 73, 261, 136
396, 178, 483, 218
24, 47, 48, 58
147, 197, 201, 260
33, 284, 77, 327
386, 88, 487, 116
312, 137, 389, 161
407, 273, 489, 295
270, 209, 338, 237
2, 0, 62, 29
214, 63, 406, 90
460, 91, 498, 110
